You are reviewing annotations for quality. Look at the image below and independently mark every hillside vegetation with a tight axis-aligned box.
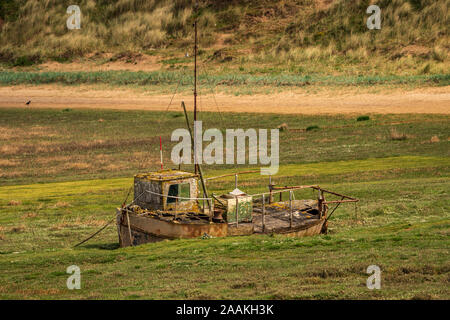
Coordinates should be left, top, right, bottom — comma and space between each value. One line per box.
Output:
0, 0, 448, 76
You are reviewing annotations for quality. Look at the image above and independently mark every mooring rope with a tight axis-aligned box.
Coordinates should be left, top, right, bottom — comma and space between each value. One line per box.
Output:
73, 217, 115, 248
200, 63, 224, 123
72, 188, 149, 248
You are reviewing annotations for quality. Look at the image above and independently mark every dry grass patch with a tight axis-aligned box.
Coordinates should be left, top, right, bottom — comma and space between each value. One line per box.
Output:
93, 154, 114, 165
14, 288, 63, 296
21, 212, 38, 219
316, 138, 337, 143
35, 155, 72, 165
430, 135, 440, 143
0, 159, 18, 167
290, 137, 307, 141
0, 127, 16, 140
0, 126, 56, 140
389, 128, 408, 141
0, 145, 20, 155
64, 162, 92, 170
1, 138, 159, 156
10, 225, 26, 233
0, 169, 25, 179
49, 218, 79, 230
41, 167, 60, 176
84, 219, 107, 227
104, 163, 125, 171
49, 217, 107, 230
28, 126, 57, 137
53, 201, 71, 208
8, 200, 21, 206
398, 45, 432, 59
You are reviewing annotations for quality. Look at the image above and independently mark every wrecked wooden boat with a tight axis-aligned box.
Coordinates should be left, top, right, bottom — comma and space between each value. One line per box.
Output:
115, 5, 358, 247
116, 170, 358, 247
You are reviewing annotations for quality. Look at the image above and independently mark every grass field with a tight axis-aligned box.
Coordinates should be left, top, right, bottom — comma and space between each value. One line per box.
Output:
0, 107, 449, 299
0, 71, 448, 96
1, 108, 449, 185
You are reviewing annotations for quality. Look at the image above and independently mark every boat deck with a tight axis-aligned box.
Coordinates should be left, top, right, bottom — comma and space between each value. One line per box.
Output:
251, 199, 323, 234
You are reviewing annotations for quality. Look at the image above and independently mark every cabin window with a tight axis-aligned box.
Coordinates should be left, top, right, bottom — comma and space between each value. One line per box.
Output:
167, 183, 190, 203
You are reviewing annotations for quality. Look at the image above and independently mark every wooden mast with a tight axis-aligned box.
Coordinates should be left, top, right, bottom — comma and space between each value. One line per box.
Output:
193, 0, 199, 174
188, 1, 211, 212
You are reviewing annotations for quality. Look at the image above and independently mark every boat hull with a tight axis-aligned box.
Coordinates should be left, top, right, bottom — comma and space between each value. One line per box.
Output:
117, 209, 326, 247
269, 219, 326, 238
117, 209, 228, 247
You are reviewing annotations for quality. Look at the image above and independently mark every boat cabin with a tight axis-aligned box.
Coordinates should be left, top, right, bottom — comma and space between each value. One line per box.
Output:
134, 170, 199, 212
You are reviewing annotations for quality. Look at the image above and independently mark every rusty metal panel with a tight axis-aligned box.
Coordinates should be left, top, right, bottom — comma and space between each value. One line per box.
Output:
225, 196, 253, 223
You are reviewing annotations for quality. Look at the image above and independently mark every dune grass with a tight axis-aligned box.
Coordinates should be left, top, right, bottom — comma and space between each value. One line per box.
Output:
0, 0, 448, 76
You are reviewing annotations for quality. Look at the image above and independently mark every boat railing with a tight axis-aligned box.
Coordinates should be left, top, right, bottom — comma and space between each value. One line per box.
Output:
249, 185, 359, 232
248, 187, 315, 231
135, 184, 357, 232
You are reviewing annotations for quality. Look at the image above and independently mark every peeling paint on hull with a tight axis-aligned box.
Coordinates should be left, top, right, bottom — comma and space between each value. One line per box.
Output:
117, 210, 228, 247
117, 209, 325, 247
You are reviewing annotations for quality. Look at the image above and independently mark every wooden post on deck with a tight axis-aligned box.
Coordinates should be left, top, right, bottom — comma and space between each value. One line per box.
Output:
318, 188, 324, 218
126, 211, 134, 246
262, 194, 266, 233
235, 196, 239, 227
175, 198, 178, 219
269, 175, 273, 204
289, 190, 293, 228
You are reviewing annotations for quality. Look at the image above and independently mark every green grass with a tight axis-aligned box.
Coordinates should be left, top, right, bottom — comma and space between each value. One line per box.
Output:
0, 71, 448, 93
0, 170, 449, 299
357, 116, 370, 122
0, 108, 449, 186
0, 107, 448, 299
